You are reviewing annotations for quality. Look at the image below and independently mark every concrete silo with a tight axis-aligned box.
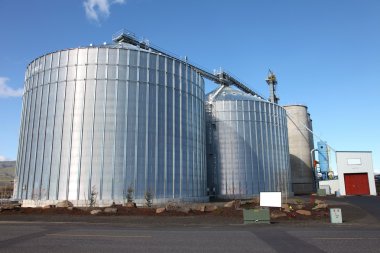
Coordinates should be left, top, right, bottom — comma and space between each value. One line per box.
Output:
14, 41, 207, 206
206, 86, 291, 199
283, 105, 315, 194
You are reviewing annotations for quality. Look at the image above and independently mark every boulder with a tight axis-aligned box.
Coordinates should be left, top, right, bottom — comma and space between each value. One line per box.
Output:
90, 209, 102, 215
224, 201, 236, 208
312, 203, 328, 210
67, 207, 74, 211
271, 210, 287, 218
204, 205, 218, 212
251, 197, 260, 205
296, 210, 311, 216
56, 200, 73, 208
179, 207, 191, 214
0, 205, 13, 210
104, 207, 118, 213
287, 199, 304, 205
232, 200, 242, 208
281, 204, 291, 212
0, 203, 22, 211
194, 205, 206, 212
314, 199, 325, 205
42, 205, 55, 209
166, 202, 180, 211
156, 207, 166, 214
124, 202, 137, 208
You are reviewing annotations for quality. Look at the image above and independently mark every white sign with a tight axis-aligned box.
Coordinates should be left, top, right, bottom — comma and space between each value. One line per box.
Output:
347, 158, 361, 165
330, 208, 343, 223
260, 192, 282, 207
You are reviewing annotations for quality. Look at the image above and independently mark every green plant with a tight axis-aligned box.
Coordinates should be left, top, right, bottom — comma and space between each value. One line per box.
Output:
89, 185, 97, 207
144, 189, 153, 207
127, 185, 134, 203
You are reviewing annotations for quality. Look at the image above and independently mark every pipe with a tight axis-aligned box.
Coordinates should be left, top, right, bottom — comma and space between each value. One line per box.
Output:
310, 148, 318, 191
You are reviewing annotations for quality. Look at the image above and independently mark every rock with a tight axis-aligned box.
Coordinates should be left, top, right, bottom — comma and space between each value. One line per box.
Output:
179, 207, 191, 214
271, 210, 287, 218
67, 207, 74, 211
104, 207, 117, 213
90, 209, 102, 215
56, 200, 73, 208
234, 200, 242, 209
204, 205, 218, 212
191, 204, 206, 212
296, 210, 311, 216
287, 199, 304, 205
315, 199, 325, 205
0, 205, 14, 210
124, 202, 137, 208
224, 201, 236, 208
295, 204, 305, 210
156, 207, 166, 214
195, 205, 206, 212
42, 205, 55, 209
281, 204, 291, 212
166, 202, 180, 211
312, 203, 328, 210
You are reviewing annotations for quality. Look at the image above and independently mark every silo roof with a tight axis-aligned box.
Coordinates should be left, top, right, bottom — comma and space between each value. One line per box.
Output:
206, 86, 265, 102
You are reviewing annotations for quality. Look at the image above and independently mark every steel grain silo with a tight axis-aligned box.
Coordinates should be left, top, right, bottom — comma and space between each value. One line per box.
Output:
14, 43, 207, 206
206, 86, 291, 199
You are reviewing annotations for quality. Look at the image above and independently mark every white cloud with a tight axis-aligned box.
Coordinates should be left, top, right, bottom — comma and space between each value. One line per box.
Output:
0, 155, 8, 161
0, 77, 23, 98
83, 0, 126, 22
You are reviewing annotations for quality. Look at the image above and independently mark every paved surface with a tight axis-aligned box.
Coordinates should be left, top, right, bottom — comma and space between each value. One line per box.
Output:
330, 196, 380, 221
0, 221, 379, 253
0, 196, 379, 253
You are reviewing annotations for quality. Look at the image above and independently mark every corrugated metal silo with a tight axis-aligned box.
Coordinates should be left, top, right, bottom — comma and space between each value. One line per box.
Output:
283, 105, 315, 194
206, 86, 291, 199
14, 43, 207, 206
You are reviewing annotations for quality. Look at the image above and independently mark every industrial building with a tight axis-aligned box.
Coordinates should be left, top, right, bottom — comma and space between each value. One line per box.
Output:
13, 30, 309, 206
336, 151, 377, 196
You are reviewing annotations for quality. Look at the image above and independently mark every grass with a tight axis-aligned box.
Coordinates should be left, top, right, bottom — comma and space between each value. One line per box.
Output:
0, 167, 15, 187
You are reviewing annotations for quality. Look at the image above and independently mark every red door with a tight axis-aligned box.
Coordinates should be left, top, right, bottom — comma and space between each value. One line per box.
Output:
344, 173, 370, 195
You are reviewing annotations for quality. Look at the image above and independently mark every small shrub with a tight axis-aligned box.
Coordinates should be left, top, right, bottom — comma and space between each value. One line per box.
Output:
144, 190, 153, 207
90, 185, 97, 207
127, 185, 134, 203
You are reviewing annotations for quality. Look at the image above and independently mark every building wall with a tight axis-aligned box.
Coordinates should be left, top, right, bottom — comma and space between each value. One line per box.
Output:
336, 151, 377, 196
319, 179, 339, 195
14, 46, 207, 205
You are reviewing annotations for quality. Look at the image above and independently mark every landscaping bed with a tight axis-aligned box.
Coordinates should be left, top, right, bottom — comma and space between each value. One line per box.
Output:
0, 196, 331, 223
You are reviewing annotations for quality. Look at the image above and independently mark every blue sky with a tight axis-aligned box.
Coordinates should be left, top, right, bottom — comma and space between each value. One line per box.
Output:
0, 0, 379, 173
